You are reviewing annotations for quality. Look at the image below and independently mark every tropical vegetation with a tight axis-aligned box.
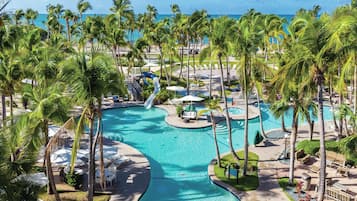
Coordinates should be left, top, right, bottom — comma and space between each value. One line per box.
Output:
0, 0, 356, 201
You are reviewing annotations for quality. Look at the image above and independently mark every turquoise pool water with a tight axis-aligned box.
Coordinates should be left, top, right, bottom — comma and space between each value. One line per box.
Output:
227, 107, 244, 115
101, 103, 333, 201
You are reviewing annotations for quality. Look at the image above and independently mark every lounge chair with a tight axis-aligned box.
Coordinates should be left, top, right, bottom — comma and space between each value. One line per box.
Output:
182, 111, 197, 120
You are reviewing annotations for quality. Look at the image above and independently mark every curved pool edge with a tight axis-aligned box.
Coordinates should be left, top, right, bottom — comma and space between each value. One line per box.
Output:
108, 139, 151, 201
207, 158, 244, 201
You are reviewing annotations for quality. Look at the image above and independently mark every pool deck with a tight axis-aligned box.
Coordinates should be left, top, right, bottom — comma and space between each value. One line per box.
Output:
85, 102, 345, 201
208, 120, 347, 201
157, 104, 260, 129
109, 140, 150, 201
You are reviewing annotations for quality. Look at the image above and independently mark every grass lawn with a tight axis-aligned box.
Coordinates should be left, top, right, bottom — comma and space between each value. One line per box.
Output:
39, 185, 111, 201
214, 151, 259, 191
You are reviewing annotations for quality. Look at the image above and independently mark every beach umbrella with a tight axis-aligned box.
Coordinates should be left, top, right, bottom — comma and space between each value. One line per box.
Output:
166, 86, 185, 98
166, 86, 185, 91
178, 95, 204, 102
13, 173, 48, 187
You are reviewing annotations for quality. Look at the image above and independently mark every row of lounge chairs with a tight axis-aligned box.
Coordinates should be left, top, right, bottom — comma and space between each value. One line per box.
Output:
182, 64, 237, 71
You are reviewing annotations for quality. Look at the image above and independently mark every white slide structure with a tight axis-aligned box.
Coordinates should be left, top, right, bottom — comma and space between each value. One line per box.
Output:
144, 77, 160, 109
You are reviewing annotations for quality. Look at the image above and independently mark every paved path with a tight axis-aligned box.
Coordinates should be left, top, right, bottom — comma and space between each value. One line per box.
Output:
109, 141, 150, 201
245, 138, 289, 201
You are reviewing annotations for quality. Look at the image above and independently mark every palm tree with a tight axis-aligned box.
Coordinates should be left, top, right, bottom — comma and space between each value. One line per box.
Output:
14, 9, 24, 25
61, 52, 122, 201
210, 17, 240, 162
233, 10, 263, 175
102, 14, 126, 74
63, 9, 74, 42
110, 0, 133, 74
285, 9, 332, 200
198, 99, 223, 167
270, 46, 316, 184
24, 84, 68, 200
0, 25, 23, 125
0, 119, 43, 200
77, 0, 92, 23
24, 9, 38, 25
170, 4, 188, 80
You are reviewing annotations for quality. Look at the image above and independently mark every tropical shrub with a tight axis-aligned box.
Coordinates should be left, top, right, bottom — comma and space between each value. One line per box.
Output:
176, 105, 183, 117
65, 172, 82, 189
254, 131, 264, 146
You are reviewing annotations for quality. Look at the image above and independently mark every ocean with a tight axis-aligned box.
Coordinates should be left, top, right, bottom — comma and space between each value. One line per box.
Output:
31, 14, 294, 42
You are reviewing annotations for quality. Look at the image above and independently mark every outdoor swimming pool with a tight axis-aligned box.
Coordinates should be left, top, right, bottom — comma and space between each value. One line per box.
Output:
227, 107, 244, 115
101, 103, 333, 201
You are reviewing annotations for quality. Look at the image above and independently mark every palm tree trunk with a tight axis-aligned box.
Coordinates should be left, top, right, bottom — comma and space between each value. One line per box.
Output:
1, 95, 5, 127
45, 153, 61, 201
226, 56, 230, 86
354, 64, 357, 133
209, 46, 213, 100
10, 94, 13, 125
192, 46, 196, 77
186, 39, 190, 95
282, 114, 288, 132
288, 108, 298, 185
44, 120, 61, 201
159, 46, 163, 78
243, 57, 249, 176
219, 54, 239, 162
178, 46, 184, 79
66, 19, 71, 42
338, 64, 343, 140
117, 46, 124, 75
256, 90, 267, 139
211, 111, 221, 167
87, 107, 95, 201
329, 79, 339, 130
317, 73, 326, 201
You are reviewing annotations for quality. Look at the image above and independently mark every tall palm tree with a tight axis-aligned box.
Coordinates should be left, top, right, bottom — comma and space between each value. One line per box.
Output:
0, 25, 23, 125
24, 9, 38, 25
210, 17, 240, 162
61, 52, 122, 201
63, 9, 74, 42
286, 9, 332, 200
199, 99, 223, 167
24, 84, 68, 200
102, 14, 126, 74
14, 9, 24, 25
233, 10, 263, 175
77, 0, 92, 23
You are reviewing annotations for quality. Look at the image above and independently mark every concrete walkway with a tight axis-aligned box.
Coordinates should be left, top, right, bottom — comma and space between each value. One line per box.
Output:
244, 138, 289, 201
109, 141, 150, 201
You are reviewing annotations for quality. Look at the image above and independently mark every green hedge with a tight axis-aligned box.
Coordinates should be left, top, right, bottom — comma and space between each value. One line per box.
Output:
296, 140, 339, 155
297, 138, 357, 165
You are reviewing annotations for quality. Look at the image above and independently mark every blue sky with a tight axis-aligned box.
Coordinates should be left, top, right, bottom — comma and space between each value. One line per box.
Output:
6, 0, 350, 14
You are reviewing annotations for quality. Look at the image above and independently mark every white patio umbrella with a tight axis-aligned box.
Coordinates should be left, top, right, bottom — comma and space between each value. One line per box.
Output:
166, 86, 185, 98
178, 95, 204, 102
13, 173, 48, 187
143, 62, 158, 72
166, 86, 185, 91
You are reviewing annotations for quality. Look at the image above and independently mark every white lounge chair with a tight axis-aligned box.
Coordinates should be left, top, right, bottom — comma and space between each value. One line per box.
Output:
182, 111, 197, 120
